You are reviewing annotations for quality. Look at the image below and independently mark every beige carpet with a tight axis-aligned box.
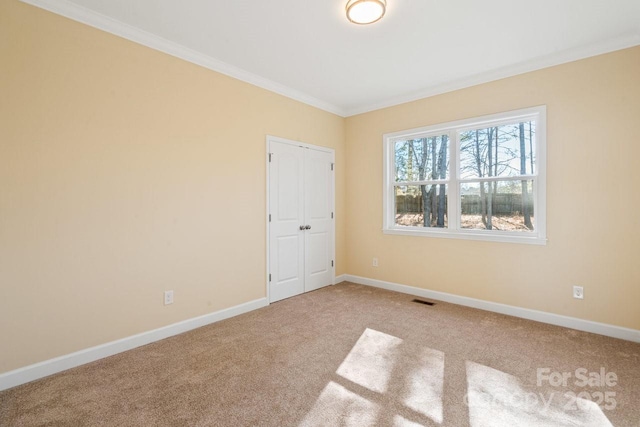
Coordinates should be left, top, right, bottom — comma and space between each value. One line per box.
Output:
1, 282, 639, 426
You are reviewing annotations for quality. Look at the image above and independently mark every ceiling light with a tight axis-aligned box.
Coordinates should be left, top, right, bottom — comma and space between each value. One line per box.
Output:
346, 0, 386, 25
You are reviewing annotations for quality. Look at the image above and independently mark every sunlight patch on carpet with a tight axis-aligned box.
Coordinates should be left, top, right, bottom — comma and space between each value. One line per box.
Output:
298, 381, 379, 427
301, 328, 446, 426
465, 361, 613, 427
336, 328, 403, 393
393, 414, 426, 426
402, 346, 444, 423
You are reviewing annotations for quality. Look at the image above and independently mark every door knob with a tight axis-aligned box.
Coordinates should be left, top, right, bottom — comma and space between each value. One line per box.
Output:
305, 225, 311, 230
300, 225, 305, 230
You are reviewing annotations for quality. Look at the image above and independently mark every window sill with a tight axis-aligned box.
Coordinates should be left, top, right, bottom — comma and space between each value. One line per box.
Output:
382, 227, 547, 245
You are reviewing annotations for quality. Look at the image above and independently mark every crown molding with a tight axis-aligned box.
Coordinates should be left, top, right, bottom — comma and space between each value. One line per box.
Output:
19, 0, 640, 119
344, 31, 640, 116
19, 0, 347, 117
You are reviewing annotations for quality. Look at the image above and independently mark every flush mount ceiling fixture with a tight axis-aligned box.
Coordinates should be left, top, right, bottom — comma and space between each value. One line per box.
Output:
346, 0, 386, 25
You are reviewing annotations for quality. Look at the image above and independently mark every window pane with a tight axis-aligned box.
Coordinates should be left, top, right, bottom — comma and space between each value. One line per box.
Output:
459, 122, 536, 179
395, 185, 448, 228
394, 136, 449, 182
460, 180, 534, 231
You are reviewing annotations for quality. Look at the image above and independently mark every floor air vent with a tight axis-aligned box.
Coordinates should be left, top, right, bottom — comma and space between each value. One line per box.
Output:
412, 299, 436, 306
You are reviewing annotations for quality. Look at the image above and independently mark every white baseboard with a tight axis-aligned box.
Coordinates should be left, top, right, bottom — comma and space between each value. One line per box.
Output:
4, 276, 637, 391
0, 297, 268, 392
343, 274, 640, 343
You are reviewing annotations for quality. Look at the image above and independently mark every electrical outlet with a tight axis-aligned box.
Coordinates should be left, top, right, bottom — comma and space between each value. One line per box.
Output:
372, 258, 379, 267
164, 290, 174, 305
573, 286, 584, 300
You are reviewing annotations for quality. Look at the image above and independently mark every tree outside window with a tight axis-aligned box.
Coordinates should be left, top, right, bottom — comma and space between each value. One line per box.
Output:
384, 106, 546, 245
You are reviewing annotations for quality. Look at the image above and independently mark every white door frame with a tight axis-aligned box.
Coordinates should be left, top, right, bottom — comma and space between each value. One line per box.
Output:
266, 135, 335, 303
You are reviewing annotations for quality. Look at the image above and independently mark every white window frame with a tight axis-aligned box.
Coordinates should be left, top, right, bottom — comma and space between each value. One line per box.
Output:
383, 105, 547, 245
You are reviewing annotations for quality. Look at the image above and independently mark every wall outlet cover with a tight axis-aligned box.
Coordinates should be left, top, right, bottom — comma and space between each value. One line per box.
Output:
573, 286, 584, 300
164, 290, 174, 305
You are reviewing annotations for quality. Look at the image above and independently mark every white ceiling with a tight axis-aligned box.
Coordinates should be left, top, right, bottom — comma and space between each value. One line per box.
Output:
24, 0, 640, 116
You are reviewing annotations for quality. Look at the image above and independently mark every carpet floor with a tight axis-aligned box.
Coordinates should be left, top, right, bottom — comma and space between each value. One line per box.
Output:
1, 282, 639, 426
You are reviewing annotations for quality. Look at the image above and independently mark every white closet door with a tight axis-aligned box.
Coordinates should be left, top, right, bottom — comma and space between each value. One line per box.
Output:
268, 137, 334, 303
304, 148, 333, 293
268, 141, 305, 302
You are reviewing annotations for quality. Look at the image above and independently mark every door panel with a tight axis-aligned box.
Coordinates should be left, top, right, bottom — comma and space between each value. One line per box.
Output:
307, 231, 329, 275
277, 152, 300, 220
304, 148, 333, 293
277, 236, 300, 281
307, 154, 330, 220
269, 142, 304, 302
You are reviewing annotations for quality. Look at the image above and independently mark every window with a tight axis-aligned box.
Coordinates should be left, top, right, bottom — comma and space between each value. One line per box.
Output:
383, 106, 546, 244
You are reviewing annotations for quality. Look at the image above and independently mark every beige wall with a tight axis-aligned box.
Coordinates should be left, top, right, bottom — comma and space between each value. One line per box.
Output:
2, 0, 639, 377
0, 1, 345, 373
345, 46, 640, 331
